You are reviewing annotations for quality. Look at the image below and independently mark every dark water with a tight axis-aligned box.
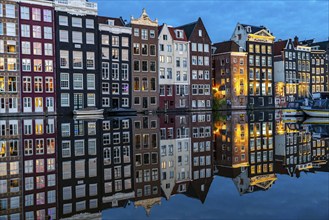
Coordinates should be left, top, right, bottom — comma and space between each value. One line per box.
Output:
0, 110, 328, 220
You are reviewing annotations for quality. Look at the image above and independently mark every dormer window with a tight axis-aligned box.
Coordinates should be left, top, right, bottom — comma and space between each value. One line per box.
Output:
246, 26, 251, 33
108, 19, 114, 26
176, 30, 183, 39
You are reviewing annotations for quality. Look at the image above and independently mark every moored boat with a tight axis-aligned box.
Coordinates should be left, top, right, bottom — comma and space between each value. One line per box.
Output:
282, 101, 304, 116
301, 92, 329, 117
73, 108, 104, 115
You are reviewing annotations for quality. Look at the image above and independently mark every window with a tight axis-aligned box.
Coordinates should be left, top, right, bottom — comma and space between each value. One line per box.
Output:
45, 77, 54, 92
6, 23, 16, 36
32, 25, 41, 38
112, 48, 119, 60
87, 52, 95, 69
112, 63, 119, 80
150, 30, 155, 38
34, 77, 42, 92
59, 15, 68, 26
73, 74, 83, 89
86, 19, 94, 28
72, 17, 82, 27
87, 74, 95, 90
133, 43, 140, 55
21, 24, 30, 37
21, 6, 30, 20
86, 33, 94, 44
44, 43, 53, 56
122, 49, 129, 61
150, 45, 156, 55
7, 58, 17, 71
72, 31, 82, 43
43, 9, 52, 22
22, 59, 31, 72
122, 64, 129, 81
198, 29, 202, 37
87, 94, 95, 106
32, 8, 41, 21
122, 37, 129, 47
44, 27, 52, 39
22, 41, 30, 54
134, 60, 140, 72
60, 30, 69, 42
73, 51, 83, 68
61, 93, 69, 107
142, 44, 148, 55
112, 36, 119, 46
45, 60, 53, 72
141, 29, 148, 40
60, 73, 69, 89
133, 27, 140, 36
34, 59, 42, 72
33, 42, 42, 55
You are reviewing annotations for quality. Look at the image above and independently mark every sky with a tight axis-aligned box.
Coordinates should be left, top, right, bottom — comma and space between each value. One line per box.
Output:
104, 173, 329, 219
93, 0, 329, 44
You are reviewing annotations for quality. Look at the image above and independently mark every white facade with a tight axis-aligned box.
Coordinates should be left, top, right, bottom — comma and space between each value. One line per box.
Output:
160, 137, 192, 199
158, 24, 190, 86
54, 0, 98, 15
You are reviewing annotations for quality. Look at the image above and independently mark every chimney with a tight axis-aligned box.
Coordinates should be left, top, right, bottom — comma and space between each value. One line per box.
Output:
294, 36, 299, 46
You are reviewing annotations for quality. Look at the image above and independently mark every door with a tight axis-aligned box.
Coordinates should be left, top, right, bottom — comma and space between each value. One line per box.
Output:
46, 97, 54, 112
23, 97, 32, 112
74, 93, 84, 110
143, 97, 148, 109
35, 97, 43, 112
112, 98, 119, 109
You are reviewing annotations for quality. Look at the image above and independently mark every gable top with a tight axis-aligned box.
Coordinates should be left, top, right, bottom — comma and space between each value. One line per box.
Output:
240, 23, 267, 34
176, 20, 198, 39
177, 17, 210, 42
130, 8, 158, 27
252, 29, 274, 38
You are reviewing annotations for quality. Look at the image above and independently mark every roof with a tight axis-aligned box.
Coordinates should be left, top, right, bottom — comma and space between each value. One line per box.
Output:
310, 40, 329, 51
176, 20, 198, 39
98, 16, 125, 26
273, 40, 288, 56
158, 24, 164, 34
240, 23, 267, 34
168, 27, 188, 41
212, 40, 241, 54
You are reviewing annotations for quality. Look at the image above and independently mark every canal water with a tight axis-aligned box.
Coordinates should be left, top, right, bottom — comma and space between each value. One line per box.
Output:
0, 110, 328, 219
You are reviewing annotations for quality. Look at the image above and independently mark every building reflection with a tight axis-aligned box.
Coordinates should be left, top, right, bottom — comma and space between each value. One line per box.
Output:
274, 114, 313, 177
0, 119, 22, 220
0, 112, 328, 219
214, 111, 277, 195
23, 117, 57, 220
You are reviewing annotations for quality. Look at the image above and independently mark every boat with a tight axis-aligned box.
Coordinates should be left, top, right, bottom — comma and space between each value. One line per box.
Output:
282, 101, 304, 117
301, 92, 329, 117
73, 108, 104, 115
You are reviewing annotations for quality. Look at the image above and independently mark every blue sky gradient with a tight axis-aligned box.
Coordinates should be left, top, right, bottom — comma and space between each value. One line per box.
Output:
103, 172, 329, 219
94, 0, 329, 44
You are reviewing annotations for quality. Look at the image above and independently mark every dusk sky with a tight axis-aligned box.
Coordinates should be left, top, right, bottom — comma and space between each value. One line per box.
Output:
94, 0, 329, 44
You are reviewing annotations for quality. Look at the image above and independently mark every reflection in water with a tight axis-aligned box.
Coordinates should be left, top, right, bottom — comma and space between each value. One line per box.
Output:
0, 111, 328, 219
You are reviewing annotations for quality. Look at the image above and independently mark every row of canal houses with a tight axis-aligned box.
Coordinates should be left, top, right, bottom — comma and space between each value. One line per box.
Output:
0, 112, 328, 219
1, 0, 328, 115
0, 0, 212, 116
212, 24, 329, 109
